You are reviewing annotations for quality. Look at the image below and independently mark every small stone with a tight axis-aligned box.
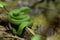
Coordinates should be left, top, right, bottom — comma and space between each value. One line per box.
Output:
37, 0, 42, 2
5, 0, 13, 2
17, 1, 23, 8
30, 9, 44, 14
23, 1, 29, 6
18, 1, 23, 6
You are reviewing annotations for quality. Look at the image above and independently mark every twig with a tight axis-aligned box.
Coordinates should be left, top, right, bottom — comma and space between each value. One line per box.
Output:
8, 23, 12, 30
25, 27, 35, 35
3, 32, 25, 40
3, 6, 9, 13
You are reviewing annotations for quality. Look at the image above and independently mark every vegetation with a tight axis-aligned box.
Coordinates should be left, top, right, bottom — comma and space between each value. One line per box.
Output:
0, 0, 60, 40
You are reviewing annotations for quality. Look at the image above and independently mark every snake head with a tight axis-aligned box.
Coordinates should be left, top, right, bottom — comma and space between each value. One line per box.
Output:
19, 7, 30, 12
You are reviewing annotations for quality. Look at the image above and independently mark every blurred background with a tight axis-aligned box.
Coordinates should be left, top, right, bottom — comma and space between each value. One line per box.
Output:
0, 0, 60, 40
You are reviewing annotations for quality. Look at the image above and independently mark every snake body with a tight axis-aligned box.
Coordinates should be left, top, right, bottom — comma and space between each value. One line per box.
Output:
8, 7, 32, 36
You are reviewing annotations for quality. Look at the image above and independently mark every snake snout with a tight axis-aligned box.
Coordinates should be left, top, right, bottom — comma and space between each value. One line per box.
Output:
19, 7, 30, 12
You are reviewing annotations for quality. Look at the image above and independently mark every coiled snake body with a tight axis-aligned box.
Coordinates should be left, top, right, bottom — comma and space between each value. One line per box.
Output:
8, 7, 32, 36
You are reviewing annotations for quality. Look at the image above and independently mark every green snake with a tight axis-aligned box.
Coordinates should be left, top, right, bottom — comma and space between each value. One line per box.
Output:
8, 7, 32, 36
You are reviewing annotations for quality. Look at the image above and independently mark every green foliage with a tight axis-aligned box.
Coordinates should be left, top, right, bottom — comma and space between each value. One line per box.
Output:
31, 34, 43, 40
0, 2, 6, 8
